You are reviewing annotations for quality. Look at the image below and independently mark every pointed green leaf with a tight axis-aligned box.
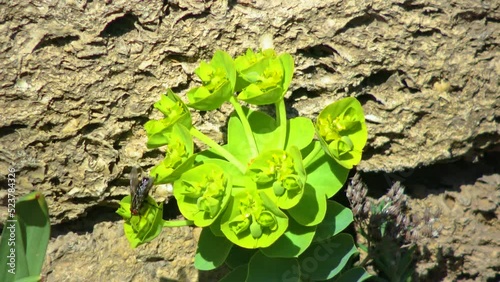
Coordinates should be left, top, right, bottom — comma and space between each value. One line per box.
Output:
246, 251, 300, 282
287, 183, 327, 226
195, 227, 233, 270
286, 117, 315, 151
334, 267, 371, 282
225, 246, 257, 269
220, 264, 249, 282
298, 233, 358, 280
0, 192, 50, 282
261, 217, 316, 258
314, 201, 353, 242
305, 142, 349, 198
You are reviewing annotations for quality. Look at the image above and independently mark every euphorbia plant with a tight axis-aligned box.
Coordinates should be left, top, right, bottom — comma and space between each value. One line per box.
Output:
117, 46, 370, 281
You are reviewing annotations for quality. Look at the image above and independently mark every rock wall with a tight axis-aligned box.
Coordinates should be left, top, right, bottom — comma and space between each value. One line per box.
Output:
0, 0, 498, 223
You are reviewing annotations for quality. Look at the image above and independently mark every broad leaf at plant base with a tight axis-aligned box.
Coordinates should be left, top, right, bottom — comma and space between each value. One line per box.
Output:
287, 183, 327, 226
220, 264, 249, 282
314, 200, 354, 242
334, 267, 372, 282
246, 251, 300, 282
303, 141, 349, 198
298, 233, 358, 281
261, 216, 316, 258
316, 97, 367, 169
195, 227, 233, 270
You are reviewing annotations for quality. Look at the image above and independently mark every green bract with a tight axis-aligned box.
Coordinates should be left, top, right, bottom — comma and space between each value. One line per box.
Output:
117, 48, 370, 281
116, 196, 163, 248
145, 89, 192, 148
235, 48, 294, 105
187, 50, 236, 111
246, 146, 306, 210
174, 163, 232, 227
316, 97, 367, 169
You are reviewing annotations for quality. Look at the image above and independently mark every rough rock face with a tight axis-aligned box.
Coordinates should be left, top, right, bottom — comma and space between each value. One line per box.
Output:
1, 0, 498, 223
0, 0, 498, 280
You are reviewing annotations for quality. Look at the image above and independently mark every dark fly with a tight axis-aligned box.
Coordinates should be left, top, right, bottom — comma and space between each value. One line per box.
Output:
129, 167, 155, 216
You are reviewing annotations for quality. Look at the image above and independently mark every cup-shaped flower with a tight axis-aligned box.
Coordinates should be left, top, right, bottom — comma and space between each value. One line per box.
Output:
145, 89, 192, 148
187, 50, 236, 111
220, 187, 288, 249
150, 124, 196, 184
173, 163, 232, 227
246, 146, 306, 209
315, 97, 367, 169
235, 49, 294, 105
116, 195, 164, 248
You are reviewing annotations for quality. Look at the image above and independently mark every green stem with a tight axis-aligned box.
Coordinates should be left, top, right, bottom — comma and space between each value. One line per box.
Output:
229, 96, 258, 157
302, 142, 323, 168
189, 126, 246, 173
275, 99, 287, 150
163, 219, 194, 227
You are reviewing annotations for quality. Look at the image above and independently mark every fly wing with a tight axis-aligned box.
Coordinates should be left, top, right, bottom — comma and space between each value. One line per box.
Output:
143, 177, 155, 196
129, 167, 139, 198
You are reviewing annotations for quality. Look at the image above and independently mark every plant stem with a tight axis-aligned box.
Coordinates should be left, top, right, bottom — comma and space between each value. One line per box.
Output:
229, 96, 258, 156
302, 141, 323, 168
275, 98, 287, 150
189, 126, 246, 173
163, 219, 194, 227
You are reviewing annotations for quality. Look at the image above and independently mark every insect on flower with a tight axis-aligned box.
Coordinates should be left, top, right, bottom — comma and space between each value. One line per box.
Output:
129, 167, 155, 216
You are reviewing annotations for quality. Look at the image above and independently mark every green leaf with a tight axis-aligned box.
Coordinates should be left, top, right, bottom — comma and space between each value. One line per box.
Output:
334, 267, 371, 282
316, 97, 368, 169
220, 264, 249, 282
223, 111, 254, 165
304, 142, 349, 198
279, 53, 294, 93
314, 200, 353, 242
298, 233, 358, 281
261, 216, 316, 258
287, 183, 327, 226
245, 107, 280, 153
13, 276, 41, 282
286, 117, 315, 151
225, 246, 257, 269
0, 192, 50, 282
195, 227, 233, 270
246, 251, 300, 282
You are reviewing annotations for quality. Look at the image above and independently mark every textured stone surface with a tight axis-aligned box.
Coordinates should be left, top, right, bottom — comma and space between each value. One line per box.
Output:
0, 1, 498, 280
1, 0, 498, 223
